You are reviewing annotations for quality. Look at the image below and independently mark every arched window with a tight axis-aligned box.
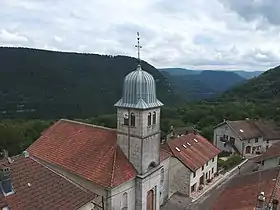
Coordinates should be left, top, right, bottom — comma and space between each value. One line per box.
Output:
152, 111, 156, 125
130, 113, 135, 127
122, 192, 128, 210
148, 112, 152, 126
160, 168, 164, 186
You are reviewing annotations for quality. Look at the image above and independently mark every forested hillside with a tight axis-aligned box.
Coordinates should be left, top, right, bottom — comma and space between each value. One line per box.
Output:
221, 65, 280, 102
0, 47, 181, 119
162, 70, 246, 100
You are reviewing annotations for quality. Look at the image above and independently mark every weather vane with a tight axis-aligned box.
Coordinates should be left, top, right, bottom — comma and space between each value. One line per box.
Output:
135, 32, 142, 65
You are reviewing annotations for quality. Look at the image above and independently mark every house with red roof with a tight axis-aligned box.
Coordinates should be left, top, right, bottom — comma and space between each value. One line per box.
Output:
211, 167, 280, 210
255, 141, 280, 171
26, 38, 220, 210
213, 119, 280, 157
0, 153, 100, 210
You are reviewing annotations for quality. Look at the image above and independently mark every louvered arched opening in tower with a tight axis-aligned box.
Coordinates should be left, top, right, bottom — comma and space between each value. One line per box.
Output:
148, 112, 152, 126
130, 113, 135, 127
152, 111, 156, 125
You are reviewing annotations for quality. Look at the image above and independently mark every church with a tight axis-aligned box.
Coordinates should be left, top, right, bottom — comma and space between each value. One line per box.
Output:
27, 35, 220, 210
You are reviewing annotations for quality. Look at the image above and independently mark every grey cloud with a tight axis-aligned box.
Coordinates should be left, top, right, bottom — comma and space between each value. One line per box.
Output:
221, 0, 280, 25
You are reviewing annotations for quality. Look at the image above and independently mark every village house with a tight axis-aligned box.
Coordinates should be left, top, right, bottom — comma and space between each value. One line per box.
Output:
213, 119, 280, 157
211, 167, 280, 210
255, 141, 280, 171
0, 153, 101, 210
25, 37, 220, 210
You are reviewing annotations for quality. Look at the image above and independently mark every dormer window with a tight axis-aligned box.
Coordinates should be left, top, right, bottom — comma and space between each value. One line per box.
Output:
130, 113, 135, 127
152, 111, 156, 125
148, 112, 152, 126
0, 167, 14, 196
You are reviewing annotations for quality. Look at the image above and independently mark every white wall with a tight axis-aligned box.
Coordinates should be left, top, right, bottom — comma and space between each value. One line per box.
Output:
109, 179, 135, 210
135, 166, 162, 210
190, 155, 218, 192
159, 158, 170, 205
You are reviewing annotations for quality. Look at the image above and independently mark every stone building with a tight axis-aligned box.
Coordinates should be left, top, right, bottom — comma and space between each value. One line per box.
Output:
26, 37, 219, 210
213, 119, 280, 156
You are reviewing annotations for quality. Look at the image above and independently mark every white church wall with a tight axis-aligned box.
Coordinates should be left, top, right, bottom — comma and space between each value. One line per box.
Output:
110, 178, 135, 210
135, 166, 162, 210
168, 157, 191, 197
159, 157, 170, 205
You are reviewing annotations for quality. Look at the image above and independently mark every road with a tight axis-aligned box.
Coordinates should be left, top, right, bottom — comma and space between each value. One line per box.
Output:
162, 158, 258, 210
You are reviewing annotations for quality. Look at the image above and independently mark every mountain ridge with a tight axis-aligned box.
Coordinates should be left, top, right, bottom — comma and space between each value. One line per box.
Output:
0, 47, 182, 119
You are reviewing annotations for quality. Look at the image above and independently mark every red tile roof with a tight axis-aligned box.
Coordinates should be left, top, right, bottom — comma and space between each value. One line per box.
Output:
165, 133, 220, 171
211, 168, 280, 210
0, 155, 97, 210
256, 141, 280, 162
27, 119, 137, 189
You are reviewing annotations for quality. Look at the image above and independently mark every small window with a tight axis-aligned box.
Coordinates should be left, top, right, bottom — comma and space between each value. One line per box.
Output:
266, 145, 269, 150
206, 161, 208, 166
160, 168, 164, 186
122, 192, 128, 210
148, 112, 152, 126
201, 165, 204, 171
278, 159, 280, 166
255, 138, 258, 143
267, 140, 269, 144
130, 113, 135, 127
212, 158, 214, 162
212, 167, 214, 174
152, 111, 156, 125
193, 171, 196, 178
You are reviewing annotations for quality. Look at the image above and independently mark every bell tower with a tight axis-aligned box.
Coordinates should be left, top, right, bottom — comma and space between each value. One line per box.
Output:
114, 33, 163, 175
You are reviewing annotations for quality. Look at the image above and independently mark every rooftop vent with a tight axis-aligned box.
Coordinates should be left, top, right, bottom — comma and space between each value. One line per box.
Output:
183, 144, 187, 148
23, 150, 29, 158
255, 192, 265, 208
193, 138, 198, 143
187, 142, 191, 146
175, 147, 180, 152
240, 129, 244, 133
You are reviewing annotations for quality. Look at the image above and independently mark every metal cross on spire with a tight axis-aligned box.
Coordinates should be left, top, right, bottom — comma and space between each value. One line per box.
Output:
135, 32, 142, 65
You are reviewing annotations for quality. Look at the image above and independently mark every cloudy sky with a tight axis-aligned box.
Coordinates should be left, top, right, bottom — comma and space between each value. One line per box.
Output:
1, 0, 280, 70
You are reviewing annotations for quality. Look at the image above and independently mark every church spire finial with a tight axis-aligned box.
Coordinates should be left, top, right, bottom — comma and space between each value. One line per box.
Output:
135, 32, 142, 68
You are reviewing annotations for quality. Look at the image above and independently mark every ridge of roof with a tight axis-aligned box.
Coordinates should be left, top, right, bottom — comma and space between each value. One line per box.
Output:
110, 146, 117, 187
60, 118, 116, 132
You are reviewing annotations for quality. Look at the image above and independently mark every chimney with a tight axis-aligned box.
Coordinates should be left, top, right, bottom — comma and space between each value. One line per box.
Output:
272, 199, 279, 210
255, 192, 266, 209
